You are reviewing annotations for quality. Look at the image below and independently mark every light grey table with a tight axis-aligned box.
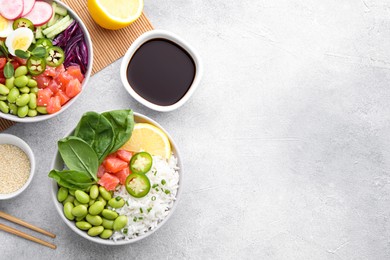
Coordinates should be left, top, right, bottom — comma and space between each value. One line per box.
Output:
1, 0, 390, 259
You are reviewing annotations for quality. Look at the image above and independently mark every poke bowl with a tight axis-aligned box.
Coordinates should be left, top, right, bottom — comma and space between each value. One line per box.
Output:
49, 110, 183, 245
0, 0, 93, 122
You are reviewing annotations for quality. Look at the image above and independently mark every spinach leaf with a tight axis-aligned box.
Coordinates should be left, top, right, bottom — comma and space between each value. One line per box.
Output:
74, 111, 115, 164
48, 169, 96, 191
102, 109, 134, 154
58, 136, 99, 181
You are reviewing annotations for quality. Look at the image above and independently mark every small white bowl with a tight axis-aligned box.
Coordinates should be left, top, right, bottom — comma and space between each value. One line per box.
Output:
120, 30, 203, 112
0, 134, 35, 200
50, 112, 183, 245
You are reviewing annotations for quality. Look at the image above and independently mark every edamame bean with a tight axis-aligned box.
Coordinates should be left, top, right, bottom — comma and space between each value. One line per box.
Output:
0, 95, 6, 101
57, 187, 68, 202
5, 77, 14, 90
0, 101, 9, 114
89, 199, 95, 206
75, 190, 90, 204
101, 209, 118, 220
63, 202, 75, 221
86, 214, 103, 226
71, 205, 88, 218
89, 185, 99, 199
89, 201, 104, 216
30, 87, 38, 94
27, 79, 37, 87
108, 197, 125, 209
14, 66, 28, 77
62, 195, 75, 205
19, 87, 30, 94
9, 103, 17, 115
87, 226, 104, 237
99, 186, 112, 201
0, 84, 9, 95
76, 221, 92, 231
96, 196, 107, 206
99, 229, 113, 239
36, 106, 47, 114
69, 189, 75, 196
76, 216, 85, 222
14, 75, 29, 87
74, 200, 88, 207
102, 218, 114, 229
28, 93, 37, 109
113, 215, 128, 231
17, 105, 28, 118
27, 109, 37, 117
7, 88, 19, 103
16, 94, 30, 107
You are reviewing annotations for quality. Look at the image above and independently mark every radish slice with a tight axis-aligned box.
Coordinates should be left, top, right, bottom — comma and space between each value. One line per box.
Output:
21, 0, 36, 17
23, 1, 52, 26
0, 0, 24, 20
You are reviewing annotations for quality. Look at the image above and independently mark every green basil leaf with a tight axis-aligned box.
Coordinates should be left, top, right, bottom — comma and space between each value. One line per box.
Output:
31, 46, 46, 58
48, 169, 96, 191
58, 136, 99, 181
15, 49, 30, 59
4, 62, 14, 79
74, 111, 115, 164
102, 109, 134, 154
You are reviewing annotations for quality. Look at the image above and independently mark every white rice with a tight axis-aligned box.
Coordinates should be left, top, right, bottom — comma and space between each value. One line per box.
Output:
110, 155, 179, 241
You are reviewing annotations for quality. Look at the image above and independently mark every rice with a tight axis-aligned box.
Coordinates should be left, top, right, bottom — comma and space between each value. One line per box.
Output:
110, 155, 179, 240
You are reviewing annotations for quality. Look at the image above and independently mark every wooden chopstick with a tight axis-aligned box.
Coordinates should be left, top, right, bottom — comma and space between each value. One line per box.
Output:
0, 223, 56, 249
0, 211, 56, 238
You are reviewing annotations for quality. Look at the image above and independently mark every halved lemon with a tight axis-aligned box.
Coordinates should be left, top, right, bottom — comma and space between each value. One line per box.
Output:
121, 123, 171, 159
87, 0, 143, 30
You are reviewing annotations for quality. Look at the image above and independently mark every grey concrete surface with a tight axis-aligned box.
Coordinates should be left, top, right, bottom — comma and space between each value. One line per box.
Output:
1, 0, 390, 259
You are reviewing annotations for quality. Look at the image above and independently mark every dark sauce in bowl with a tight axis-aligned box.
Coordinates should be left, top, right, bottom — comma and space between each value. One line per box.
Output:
126, 39, 196, 106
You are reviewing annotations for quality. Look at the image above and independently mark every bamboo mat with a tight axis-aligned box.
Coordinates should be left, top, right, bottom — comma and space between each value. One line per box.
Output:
0, 0, 154, 131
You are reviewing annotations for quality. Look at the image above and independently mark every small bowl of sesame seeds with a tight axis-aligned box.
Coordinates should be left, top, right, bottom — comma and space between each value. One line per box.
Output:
0, 134, 35, 200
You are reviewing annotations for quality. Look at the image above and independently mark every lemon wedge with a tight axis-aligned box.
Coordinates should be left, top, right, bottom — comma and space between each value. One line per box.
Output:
121, 123, 171, 159
87, 0, 143, 30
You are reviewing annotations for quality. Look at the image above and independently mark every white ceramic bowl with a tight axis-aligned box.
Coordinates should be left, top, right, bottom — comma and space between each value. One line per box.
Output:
0, 134, 35, 200
50, 112, 183, 245
120, 30, 202, 112
0, 0, 93, 123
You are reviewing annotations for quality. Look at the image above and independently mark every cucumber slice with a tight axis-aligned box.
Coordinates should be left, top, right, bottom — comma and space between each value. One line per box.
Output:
55, 5, 68, 16
46, 19, 74, 39
35, 27, 43, 39
43, 15, 70, 36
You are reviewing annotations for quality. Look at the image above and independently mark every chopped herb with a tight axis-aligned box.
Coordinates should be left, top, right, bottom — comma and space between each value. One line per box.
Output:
123, 228, 128, 234
133, 217, 137, 222
151, 196, 156, 201
154, 171, 157, 176
165, 190, 171, 194
138, 217, 143, 220
155, 188, 159, 191
140, 208, 143, 213
115, 196, 121, 201
147, 207, 152, 212
152, 184, 158, 188
125, 201, 129, 206
161, 179, 166, 185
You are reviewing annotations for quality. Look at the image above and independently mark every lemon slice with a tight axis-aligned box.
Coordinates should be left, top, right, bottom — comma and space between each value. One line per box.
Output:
87, 0, 143, 30
121, 123, 171, 159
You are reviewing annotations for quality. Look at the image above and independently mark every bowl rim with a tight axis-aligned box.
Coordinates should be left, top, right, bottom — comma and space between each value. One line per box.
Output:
0, 0, 94, 123
0, 134, 35, 200
120, 29, 203, 112
50, 111, 183, 245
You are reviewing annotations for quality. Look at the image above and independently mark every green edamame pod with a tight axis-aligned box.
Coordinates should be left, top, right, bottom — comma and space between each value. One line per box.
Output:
62, 195, 75, 205
89, 185, 99, 199
14, 66, 28, 77
7, 88, 19, 103
0, 95, 6, 101
87, 226, 104, 237
101, 209, 118, 220
99, 229, 113, 239
0, 84, 9, 95
27, 79, 38, 87
28, 93, 37, 109
19, 87, 30, 94
108, 197, 125, 209
99, 186, 112, 201
71, 205, 88, 218
76, 221, 92, 231
57, 187, 68, 202
36, 106, 47, 114
113, 215, 128, 231
86, 214, 103, 226
9, 103, 18, 115
5, 77, 14, 90
102, 218, 114, 229
16, 94, 30, 107
17, 105, 29, 118
75, 190, 90, 204
14, 75, 29, 87
0, 101, 9, 114
63, 202, 75, 221
27, 109, 37, 117
88, 201, 104, 216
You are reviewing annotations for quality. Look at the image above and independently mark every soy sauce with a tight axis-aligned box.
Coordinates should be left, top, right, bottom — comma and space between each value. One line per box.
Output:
126, 39, 196, 106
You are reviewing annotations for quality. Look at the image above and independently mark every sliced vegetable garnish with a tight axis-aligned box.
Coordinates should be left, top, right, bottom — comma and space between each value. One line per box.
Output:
46, 46, 65, 67
13, 18, 35, 31
130, 152, 153, 174
125, 173, 151, 198
27, 56, 46, 76
36, 38, 53, 50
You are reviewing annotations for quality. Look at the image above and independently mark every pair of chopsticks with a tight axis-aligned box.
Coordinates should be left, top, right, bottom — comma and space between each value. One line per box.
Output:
0, 211, 56, 249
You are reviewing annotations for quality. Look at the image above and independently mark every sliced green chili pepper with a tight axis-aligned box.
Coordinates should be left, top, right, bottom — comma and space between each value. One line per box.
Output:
125, 173, 151, 198
46, 46, 64, 67
27, 57, 46, 76
130, 152, 153, 174
35, 39, 53, 51
13, 18, 35, 31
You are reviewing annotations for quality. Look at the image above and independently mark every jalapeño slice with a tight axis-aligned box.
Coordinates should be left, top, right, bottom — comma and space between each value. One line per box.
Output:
125, 173, 151, 198
46, 46, 65, 67
36, 39, 53, 51
13, 18, 35, 31
27, 56, 46, 76
130, 152, 153, 174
